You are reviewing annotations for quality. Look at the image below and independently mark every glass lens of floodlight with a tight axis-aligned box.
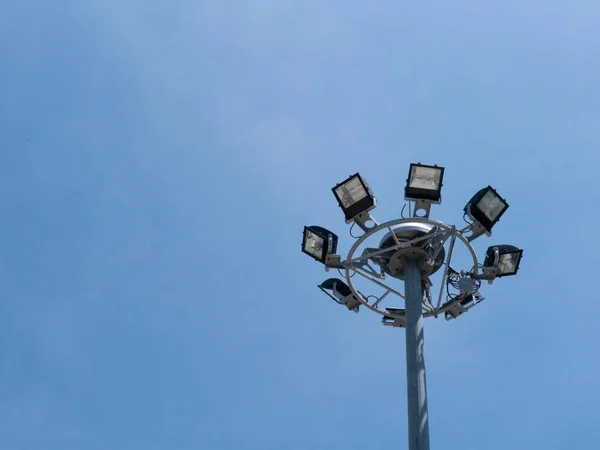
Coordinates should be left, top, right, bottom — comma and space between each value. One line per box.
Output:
477, 190, 506, 222
409, 166, 442, 190
334, 177, 368, 208
498, 252, 520, 274
303, 230, 325, 259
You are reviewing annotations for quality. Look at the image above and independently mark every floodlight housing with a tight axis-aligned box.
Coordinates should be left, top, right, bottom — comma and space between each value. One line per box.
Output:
484, 245, 523, 277
445, 306, 466, 321
332, 173, 376, 222
444, 292, 484, 320
405, 163, 445, 203
464, 186, 509, 232
318, 278, 361, 312
382, 307, 406, 327
302, 226, 338, 264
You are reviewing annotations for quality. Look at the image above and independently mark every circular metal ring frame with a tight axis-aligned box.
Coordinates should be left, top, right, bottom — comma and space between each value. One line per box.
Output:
343, 217, 480, 319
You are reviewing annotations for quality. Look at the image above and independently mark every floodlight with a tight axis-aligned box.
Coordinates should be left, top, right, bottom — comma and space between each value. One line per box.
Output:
405, 163, 445, 203
484, 245, 523, 277
464, 186, 508, 232
318, 278, 361, 312
444, 292, 485, 320
302, 226, 338, 264
332, 173, 376, 222
382, 307, 406, 327
445, 306, 465, 321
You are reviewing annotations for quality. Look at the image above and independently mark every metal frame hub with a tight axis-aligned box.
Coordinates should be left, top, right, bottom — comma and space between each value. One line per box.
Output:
342, 217, 479, 320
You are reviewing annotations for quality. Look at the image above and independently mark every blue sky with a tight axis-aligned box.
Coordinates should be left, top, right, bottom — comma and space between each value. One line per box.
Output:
1, 1, 600, 449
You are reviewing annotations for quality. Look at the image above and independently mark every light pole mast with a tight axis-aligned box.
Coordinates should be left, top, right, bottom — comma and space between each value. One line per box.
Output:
404, 259, 429, 450
301, 164, 523, 450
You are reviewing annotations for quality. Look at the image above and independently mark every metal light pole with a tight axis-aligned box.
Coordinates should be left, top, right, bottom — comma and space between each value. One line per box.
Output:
404, 260, 430, 450
302, 164, 523, 450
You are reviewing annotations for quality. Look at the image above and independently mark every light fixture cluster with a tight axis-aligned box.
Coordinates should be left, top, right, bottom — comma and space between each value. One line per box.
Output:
300, 163, 524, 318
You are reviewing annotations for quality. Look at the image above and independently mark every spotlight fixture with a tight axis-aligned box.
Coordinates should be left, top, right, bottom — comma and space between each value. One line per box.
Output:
444, 292, 485, 320
405, 163, 445, 204
318, 278, 361, 312
332, 173, 376, 222
484, 245, 523, 277
464, 186, 508, 233
302, 226, 338, 264
382, 307, 406, 327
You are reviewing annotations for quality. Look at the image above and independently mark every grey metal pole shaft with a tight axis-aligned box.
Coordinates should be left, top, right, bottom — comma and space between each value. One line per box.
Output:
404, 259, 430, 450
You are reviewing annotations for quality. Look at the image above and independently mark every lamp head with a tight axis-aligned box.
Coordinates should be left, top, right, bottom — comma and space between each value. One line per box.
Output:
484, 245, 523, 277
464, 186, 509, 232
332, 173, 376, 222
302, 226, 338, 264
405, 163, 445, 204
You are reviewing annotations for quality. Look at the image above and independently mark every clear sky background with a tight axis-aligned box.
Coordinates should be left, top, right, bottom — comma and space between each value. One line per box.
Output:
1, 1, 600, 449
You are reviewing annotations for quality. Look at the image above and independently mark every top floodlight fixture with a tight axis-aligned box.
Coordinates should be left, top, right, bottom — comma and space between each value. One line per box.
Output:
332, 173, 376, 222
405, 163, 445, 203
302, 226, 338, 264
464, 186, 509, 233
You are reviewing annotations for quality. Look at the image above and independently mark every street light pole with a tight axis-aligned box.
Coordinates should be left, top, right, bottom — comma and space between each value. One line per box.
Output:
302, 164, 523, 450
404, 259, 430, 450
